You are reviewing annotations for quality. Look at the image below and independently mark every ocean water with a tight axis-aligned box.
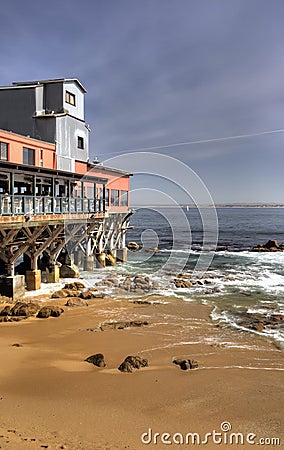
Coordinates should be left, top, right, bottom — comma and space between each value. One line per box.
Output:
117, 207, 284, 348
30, 207, 283, 349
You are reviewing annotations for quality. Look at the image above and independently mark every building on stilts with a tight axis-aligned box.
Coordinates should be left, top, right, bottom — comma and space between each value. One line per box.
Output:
0, 78, 132, 298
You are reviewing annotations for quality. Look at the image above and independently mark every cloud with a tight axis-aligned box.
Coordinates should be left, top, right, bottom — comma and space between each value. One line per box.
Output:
1, 0, 284, 202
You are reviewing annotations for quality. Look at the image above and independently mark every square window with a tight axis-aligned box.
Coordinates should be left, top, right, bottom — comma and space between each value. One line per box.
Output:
65, 90, 76, 106
120, 190, 128, 206
0, 142, 8, 161
77, 136, 84, 149
23, 147, 35, 165
110, 189, 119, 206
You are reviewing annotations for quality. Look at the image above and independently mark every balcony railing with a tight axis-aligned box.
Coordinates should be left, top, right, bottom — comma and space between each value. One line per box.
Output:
0, 195, 106, 216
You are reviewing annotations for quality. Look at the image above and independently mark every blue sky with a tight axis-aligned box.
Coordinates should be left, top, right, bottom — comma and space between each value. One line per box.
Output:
1, 0, 284, 203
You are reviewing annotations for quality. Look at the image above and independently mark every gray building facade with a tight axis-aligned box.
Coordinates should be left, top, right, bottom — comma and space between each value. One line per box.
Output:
0, 78, 89, 172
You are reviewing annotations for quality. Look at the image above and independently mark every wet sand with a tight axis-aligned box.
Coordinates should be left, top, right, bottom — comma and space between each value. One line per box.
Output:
0, 294, 283, 449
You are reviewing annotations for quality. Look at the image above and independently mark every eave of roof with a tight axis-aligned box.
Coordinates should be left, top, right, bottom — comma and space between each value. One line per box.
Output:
88, 163, 133, 177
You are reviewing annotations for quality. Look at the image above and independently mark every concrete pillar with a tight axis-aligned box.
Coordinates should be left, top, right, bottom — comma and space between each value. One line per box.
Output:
74, 249, 84, 267
5, 262, 15, 277
26, 270, 41, 291
0, 275, 25, 299
110, 249, 117, 258
69, 253, 75, 265
46, 265, 60, 283
116, 247, 128, 263
84, 255, 94, 271
95, 253, 106, 268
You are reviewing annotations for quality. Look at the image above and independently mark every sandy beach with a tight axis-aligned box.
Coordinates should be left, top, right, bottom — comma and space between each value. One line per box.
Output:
0, 289, 283, 450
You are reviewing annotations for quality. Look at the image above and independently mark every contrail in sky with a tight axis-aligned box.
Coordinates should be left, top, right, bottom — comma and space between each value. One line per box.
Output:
96, 128, 284, 156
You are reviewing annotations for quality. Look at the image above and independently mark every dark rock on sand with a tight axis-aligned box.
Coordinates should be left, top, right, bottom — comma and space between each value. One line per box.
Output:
85, 353, 106, 367
118, 355, 148, 372
65, 298, 88, 307
0, 316, 27, 322
64, 282, 85, 290
173, 358, 198, 370
100, 320, 149, 331
11, 302, 39, 317
0, 316, 9, 322
131, 300, 152, 305
80, 289, 106, 300
52, 288, 81, 298
37, 306, 64, 318
0, 302, 39, 317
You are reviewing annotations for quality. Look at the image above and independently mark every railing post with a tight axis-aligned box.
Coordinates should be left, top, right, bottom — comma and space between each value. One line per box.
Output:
68, 180, 71, 213
94, 183, 96, 212
102, 185, 106, 213
51, 178, 55, 213
33, 175, 36, 214
10, 172, 15, 215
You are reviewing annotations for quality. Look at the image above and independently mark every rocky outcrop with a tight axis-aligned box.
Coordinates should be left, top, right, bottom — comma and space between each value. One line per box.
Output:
11, 302, 39, 317
118, 355, 148, 372
51, 289, 81, 298
80, 289, 106, 300
59, 264, 80, 278
64, 282, 85, 290
251, 240, 284, 252
94, 274, 159, 294
0, 316, 27, 322
85, 353, 106, 367
99, 320, 149, 331
127, 241, 140, 251
173, 358, 198, 370
118, 275, 158, 293
37, 305, 64, 318
237, 311, 283, 332
173, 278, 192, 288
0, 302, 39, 317
95, 276, 119, 288
51, 282, 105, 301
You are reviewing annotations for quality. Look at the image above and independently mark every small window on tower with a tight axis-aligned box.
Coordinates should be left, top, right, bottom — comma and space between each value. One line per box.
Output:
77, 136, 84, 149
65, 90, 76, 106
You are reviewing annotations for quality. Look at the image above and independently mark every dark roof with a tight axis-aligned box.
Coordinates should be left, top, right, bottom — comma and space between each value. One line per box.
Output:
10, 78, 87, 93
